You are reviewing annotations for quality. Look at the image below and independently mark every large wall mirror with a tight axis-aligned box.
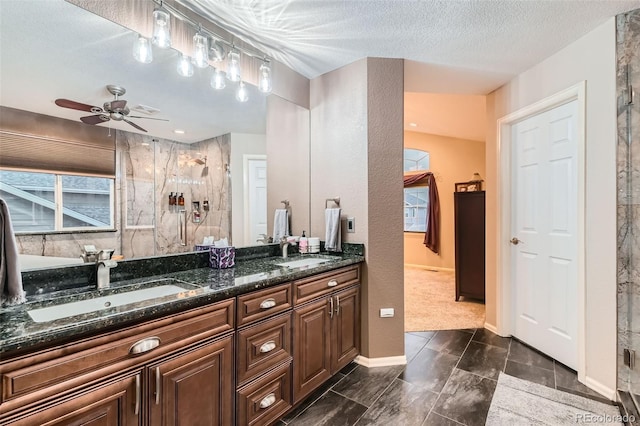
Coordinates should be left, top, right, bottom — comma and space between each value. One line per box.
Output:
0, 0, 310, 270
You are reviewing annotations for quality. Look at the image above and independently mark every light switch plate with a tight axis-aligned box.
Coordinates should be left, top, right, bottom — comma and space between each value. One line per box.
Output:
380, 308, 394, 318
347, 217, 355, 233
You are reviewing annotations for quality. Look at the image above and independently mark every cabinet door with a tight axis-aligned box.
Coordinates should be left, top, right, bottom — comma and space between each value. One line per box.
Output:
293, 298, 332, 404
8, 373, 140, 426
331, 286, 361, 372
148, 335, 234, 426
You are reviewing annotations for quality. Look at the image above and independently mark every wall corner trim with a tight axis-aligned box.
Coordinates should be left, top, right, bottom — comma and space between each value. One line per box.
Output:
484, 322, 502, 336
584, 376, 617, 401
355, 355, 407, 368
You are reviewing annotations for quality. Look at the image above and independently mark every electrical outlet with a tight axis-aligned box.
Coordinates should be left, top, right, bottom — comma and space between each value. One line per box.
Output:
380, 308, 394, 318
347, 217, 355, 233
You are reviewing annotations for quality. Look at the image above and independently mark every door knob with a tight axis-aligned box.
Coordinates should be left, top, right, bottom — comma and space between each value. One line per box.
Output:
510, 237, 522, 245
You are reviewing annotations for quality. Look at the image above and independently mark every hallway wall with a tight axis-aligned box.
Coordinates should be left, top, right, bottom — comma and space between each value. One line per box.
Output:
486, 18, 618, 396
404, 132, 485, 270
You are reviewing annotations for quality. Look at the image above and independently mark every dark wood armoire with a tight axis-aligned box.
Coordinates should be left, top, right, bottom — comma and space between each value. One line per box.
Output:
454, 191, 485, 302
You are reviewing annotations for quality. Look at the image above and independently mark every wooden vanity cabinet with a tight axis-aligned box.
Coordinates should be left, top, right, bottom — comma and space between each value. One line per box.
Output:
292, 266, 361, 404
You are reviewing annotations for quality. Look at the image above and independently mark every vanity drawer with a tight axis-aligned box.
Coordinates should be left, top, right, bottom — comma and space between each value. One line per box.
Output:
0, 298, 234, 415
293, 265, 360, 305
237, 312, 292, 386
237, 361, 292, 426
237, 283, 292, 327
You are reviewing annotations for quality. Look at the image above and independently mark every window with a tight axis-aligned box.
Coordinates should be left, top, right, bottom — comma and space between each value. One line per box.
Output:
0, 170, 114, 232
404, 186, 428, 232
404, 148, 430, 173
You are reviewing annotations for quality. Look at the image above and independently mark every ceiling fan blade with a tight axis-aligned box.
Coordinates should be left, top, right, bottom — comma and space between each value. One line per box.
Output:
80, 114, 109, 125
55, 99, 101, 113
128, 115, 170, 121
124, 118, 147, 133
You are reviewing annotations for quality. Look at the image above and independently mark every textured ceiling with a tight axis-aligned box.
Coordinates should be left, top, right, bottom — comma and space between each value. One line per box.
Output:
181, 0, 639, 94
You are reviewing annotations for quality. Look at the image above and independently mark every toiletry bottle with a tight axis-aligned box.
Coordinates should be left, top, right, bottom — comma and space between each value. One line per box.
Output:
203, 198, 209, 211
299, 231, 308, 254
169, 192, 177, 212
178, 193, 185, 208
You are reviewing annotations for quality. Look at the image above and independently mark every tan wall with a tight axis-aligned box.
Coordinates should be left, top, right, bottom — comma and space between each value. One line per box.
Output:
266, 95, 310, 239
486, 18, 617, 393
310, 58, 405, 359
404, 132, 486, 270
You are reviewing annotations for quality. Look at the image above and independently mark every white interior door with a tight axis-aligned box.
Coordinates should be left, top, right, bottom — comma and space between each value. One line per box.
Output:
247, 158, 267, 246
511, 100, 578, 369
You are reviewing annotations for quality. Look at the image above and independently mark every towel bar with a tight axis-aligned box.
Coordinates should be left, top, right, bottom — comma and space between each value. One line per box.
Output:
325, 197, 340, 208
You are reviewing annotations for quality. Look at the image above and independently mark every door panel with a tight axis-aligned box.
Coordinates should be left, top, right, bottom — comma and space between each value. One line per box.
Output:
331, 286, 360, 373
511, 100, 578, 369
248, 159, 267, 246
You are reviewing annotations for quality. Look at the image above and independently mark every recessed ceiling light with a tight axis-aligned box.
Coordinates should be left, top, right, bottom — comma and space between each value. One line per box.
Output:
174, 129, 185, 134
409, 122, 418, 127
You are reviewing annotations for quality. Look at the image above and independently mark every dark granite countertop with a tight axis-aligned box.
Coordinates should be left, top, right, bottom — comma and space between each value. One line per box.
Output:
0, 252, 364, 357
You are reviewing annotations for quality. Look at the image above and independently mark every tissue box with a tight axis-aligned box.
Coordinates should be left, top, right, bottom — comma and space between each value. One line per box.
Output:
209, 246, 235, 269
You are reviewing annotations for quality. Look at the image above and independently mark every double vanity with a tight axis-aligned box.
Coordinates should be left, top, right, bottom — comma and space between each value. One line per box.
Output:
0, 245, 364, 425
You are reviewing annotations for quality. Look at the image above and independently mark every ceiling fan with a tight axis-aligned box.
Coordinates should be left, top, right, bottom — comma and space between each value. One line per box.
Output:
55, 85, 167, 133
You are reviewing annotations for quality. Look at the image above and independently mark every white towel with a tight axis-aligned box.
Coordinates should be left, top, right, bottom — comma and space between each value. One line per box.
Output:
0, 199, 25, 305
272, 209, 289, 242
325, 208, 342, 252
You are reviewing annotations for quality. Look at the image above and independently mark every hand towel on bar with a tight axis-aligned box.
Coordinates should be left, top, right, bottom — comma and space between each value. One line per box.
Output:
325, 208, 342, 252
272, 209, 289, 242
0, 199, 25, 305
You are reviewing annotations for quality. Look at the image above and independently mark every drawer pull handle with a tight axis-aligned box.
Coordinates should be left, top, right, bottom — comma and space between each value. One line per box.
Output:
259, 393, 277, 409
134, 374, 141, 415
155, 367, 161, 405
259, 341, 277, 353
260, 298, 277, 309
335, 295, 340, 315
329, 296, 334, 319
129, 337, 161, 355
327, 279, 338, 287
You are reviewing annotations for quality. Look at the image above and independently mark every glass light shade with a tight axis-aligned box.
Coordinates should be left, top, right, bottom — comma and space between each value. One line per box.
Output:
152, 8, 171, 48
209, 40, 225, 62
192, 33, 209, 68
236, 81, 249, 102
226, 50, 241, 82
210, 68, 226, 90
258, 62, 272, 93
133, 34, 153, 64
177, 54, 194, 77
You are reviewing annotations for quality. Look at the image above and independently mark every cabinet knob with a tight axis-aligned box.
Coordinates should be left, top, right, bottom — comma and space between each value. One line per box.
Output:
129, 337, 161, 355
327, 280, 338, 287
259, 393, 277, 409
259, 341, 277, 353
510, 237, 522, 245
260, 298, 277, 309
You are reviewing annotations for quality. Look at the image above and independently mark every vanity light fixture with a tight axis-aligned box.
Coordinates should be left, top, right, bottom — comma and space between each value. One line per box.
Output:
177, 54, 194, 77
227, 49, 241, 82
192, 31, 209, 68
133, 34, 153, 64
209, 40, 225, 62
258, 60, 272, 94
152, 5, 171, 48
211, 68, 226, 90
236, 81, 249, 102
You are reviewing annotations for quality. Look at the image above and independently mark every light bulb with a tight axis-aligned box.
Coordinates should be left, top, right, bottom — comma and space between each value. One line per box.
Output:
177, 54, 194, 77
133, 34, 153, 64
192, 33, 209, 69
152, 8, 171, 48
210, 68, 226, 90
236, 81, 249, 102
258, 61, 272, 93
227, 50, 241, 82
209, 40, 225, 62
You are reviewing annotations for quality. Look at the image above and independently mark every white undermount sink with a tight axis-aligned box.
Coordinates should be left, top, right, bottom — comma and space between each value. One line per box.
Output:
28, 284, 193, 323
276, 258, 331, 269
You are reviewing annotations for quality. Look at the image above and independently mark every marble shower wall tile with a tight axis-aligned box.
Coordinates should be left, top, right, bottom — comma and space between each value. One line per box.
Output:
617, 8, 640, 393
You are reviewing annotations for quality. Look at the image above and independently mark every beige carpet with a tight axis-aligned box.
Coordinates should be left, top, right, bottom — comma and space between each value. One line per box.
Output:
404, 267, 485, 331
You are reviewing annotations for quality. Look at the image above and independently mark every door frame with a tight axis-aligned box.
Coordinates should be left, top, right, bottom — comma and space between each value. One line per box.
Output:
495, 81, 586, 381
243, 154, 267, 247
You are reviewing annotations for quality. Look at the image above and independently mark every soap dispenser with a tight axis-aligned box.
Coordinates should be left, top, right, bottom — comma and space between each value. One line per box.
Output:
299, 231, 308, 254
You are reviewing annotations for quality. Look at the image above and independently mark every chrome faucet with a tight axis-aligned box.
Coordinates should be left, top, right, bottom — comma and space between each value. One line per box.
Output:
280, 237, 292, 259
256, 233, 270, 244
96, 260, 118, 289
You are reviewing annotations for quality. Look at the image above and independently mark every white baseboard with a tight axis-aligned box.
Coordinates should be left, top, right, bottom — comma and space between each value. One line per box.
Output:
584, 376, 617, 401
484, 322, 499, 335
404, 263, 454, 272
355, 355, 407, 368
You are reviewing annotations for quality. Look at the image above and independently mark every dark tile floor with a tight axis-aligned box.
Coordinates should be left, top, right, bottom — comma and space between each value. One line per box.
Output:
277, 328, 609, 426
